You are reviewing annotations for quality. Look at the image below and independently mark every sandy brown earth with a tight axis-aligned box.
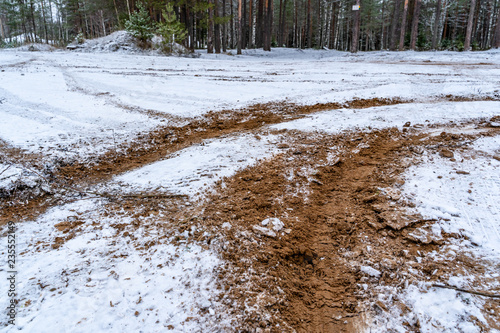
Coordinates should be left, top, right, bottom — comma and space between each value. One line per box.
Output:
194, 122, 500, 332
1, 100, 499, 332
1, 97, 407, 225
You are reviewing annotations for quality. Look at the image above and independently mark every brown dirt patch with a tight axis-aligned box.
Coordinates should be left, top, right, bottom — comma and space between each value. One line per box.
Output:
186, 123, 500, 332
1, 97, 407, 225
57, 97, 406, 183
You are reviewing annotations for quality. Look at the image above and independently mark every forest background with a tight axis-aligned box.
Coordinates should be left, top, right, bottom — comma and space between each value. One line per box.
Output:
0, 0, 499, 54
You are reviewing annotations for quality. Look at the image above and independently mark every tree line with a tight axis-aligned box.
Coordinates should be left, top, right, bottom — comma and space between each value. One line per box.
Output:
1, 0, 499, 52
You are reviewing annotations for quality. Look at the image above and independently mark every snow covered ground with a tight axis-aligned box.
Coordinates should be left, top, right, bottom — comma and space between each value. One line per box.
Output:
112, 133, 279, 197
371, 136, 500, 333
1, 46, 499, 331
272, 101, 500, 133
1, 47, 499, 159
0, 200, 225, 332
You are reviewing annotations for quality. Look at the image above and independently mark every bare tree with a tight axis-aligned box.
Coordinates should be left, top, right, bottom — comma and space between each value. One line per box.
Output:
410, 0, 421, 50
464, 0, 477, 50
398, 0, 408, 50
351, 0, 361, 52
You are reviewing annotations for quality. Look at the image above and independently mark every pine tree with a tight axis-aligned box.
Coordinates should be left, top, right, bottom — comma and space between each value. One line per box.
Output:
125, 3, 154, 43
156, 3, 188, 53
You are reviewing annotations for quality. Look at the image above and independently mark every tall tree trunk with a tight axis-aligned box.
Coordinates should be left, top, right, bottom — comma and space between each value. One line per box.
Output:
278, 0, 283, 45
410, 0, 421, 50
481, 0, 492, 48
281, 0, 287, 46
238, 0, 243, 53
398, 0, 409, 50
267, 0, 273, 47
380, 0, 386, 49
432, 0, 442, 49
112, 0, 121, 28
306, 0, 311, 47
231, 0, 235, 48
263, 0, 272, 50
351, 0, 361, 52
243, 0, 247, 47
451, 3, 460, 46
208, 0, 214, 53
256, 0, 263, 47
222, 0, 227, 51
0, 16, 5, 40
17, 0, 28, 42
29, 0, 37, 42
249, 0, 253, 47
215, 0, 221, 53
494, 7, 500, 48
389, 0, 402, 50
187, 4, 195, 51
100, 10, 106, 37
294, 0, 298, 47
40, 0, 49, 43
126, 0, 131, 18
47, 0, 55, 43
329, 3, 337, 49
464, 0, 477, 50
441, 0, 448, 41
317, 0, 322, 47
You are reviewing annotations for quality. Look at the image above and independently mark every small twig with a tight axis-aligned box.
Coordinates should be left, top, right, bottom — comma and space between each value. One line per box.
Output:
432, 284, 500, 299
0, 164, 12, 178
0, 174, 16, 182
102, 193, 188, 199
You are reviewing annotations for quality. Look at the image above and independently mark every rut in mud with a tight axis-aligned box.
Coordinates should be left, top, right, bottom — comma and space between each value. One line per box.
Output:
179, 121, 500, 332
2, 95, 497, 226
1, 94, 499, 332
1, 97, 408, 225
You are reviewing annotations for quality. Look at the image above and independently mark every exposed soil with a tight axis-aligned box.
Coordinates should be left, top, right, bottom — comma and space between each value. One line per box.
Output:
184, 122, 500, 332
1, 95, 499, 331
3, 94, 497, 226
1, 97, 407, 225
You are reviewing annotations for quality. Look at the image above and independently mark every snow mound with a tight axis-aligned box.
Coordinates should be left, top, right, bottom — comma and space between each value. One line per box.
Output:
67, 31, 140, 53
67, 30, 193, 56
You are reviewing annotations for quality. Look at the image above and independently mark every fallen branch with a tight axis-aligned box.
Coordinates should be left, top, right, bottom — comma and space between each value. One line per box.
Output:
101, 193, 188, 199
0, 164, 12, 178
432, 284, 500, 299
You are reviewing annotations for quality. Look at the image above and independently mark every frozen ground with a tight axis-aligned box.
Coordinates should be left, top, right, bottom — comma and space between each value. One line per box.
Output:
369, 136, 500, 333
1, 46, 499, 331
0, 200, 225, 332
112, 133, 279, 198
272, 101, 500, 133
1, 47, 499, 159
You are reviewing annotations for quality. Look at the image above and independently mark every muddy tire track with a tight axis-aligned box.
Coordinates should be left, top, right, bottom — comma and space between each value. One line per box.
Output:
2, 95, 498, 225
189, 123, 500, 332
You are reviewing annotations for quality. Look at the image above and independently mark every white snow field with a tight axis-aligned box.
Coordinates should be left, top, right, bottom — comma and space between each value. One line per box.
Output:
369, 136, 500, 333
1, 46, 500, 332
0, 200, 225, 333
1, 48, 499, 159
112, 133, 279, 197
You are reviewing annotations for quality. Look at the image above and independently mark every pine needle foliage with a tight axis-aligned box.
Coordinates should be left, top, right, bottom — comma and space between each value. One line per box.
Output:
125, 3, 154, 43
156, 3, 188, 53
